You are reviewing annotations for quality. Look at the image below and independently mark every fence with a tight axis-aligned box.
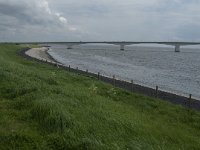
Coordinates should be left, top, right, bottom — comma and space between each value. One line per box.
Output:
18, 48, 200, 111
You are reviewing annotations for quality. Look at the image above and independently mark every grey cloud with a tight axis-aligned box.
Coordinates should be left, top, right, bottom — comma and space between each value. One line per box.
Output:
176, 24, 200, 41
0, 0, 80, 42
1, 0, 200, 42
0, 0, 66, 26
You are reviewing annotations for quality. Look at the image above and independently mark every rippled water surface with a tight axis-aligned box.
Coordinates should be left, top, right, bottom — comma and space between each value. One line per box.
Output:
48, 44, 200, 99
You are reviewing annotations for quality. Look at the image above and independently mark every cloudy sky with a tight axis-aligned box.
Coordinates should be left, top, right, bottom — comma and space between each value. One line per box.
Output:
0, 0, 200, 42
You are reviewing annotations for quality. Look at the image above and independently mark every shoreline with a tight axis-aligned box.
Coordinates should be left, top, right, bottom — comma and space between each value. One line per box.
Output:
25, 47, 59, 63
46, 48, 200, 101
21, 47, 200, 111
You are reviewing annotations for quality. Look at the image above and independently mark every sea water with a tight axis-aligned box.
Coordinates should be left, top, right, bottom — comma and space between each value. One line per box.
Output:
48, 44, 200, 99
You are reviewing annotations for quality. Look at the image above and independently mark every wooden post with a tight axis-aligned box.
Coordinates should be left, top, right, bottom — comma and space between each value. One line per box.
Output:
98, 72, 100, 80
113, 75, 116, 86
131, 80, 134, 92
155, 86, 158, 97
69, 65, 71, 72
86, 69, 88, 73
188, 94, 192, 108
76, 67, 79, 74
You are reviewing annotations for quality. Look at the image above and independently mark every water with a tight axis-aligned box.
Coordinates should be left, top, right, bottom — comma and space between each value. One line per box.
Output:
48, 44, 200, 99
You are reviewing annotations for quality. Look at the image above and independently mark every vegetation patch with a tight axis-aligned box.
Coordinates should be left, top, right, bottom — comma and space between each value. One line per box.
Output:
0, 44, 200, 149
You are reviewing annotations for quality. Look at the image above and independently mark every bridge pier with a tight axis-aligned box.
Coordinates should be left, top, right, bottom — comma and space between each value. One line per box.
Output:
120, 44, 125, 51
175, 45, 180, 52
67, 45, 73, 49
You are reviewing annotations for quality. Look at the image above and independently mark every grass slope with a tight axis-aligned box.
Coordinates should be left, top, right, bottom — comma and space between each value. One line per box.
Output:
0, 44, 200, 150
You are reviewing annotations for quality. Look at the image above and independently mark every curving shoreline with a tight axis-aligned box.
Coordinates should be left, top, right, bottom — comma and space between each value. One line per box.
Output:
25, 47, 57, 63
21, 47, 200, 111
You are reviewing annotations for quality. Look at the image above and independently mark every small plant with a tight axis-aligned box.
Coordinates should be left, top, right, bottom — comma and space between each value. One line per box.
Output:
51, 72, 56, 78
108, 88, 117, 96
88, 84, 98, 95
47, 72, 58, 85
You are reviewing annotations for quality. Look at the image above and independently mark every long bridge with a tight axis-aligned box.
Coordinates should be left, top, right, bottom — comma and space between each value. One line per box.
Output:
24, 41, 200, 52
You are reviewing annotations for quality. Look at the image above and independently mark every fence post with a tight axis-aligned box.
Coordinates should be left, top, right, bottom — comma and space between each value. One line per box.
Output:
155, 86, 158, 98
131, 80, 134, 92
86, 69, 88, 73
98, 72, 100, 80
76, 67, 79, 74
188, 94, 192, 108
69, 65, 71, 72
56, 63, 59, 68
113, 75, 116, 86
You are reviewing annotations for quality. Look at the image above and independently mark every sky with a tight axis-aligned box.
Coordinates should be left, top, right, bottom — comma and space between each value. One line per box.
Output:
0, 0, 200, 42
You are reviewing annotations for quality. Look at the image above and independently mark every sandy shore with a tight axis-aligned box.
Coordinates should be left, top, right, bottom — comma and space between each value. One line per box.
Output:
25, 47, 57, 63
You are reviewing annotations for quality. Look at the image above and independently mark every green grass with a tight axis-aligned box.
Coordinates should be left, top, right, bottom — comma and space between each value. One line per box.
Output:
0, 44, 200, 150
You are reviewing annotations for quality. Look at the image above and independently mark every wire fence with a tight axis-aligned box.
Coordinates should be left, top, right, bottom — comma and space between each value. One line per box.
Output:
19, 48, 200, 111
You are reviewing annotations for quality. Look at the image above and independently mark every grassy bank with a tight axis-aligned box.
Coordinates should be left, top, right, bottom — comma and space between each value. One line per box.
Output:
0, 44, 200, 149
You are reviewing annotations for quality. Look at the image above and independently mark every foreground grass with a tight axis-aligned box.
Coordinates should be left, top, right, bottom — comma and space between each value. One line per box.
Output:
0, 44, 200, 150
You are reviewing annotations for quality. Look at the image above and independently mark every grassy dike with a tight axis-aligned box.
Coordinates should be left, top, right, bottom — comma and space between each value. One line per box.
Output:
0, 44, 200, 150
